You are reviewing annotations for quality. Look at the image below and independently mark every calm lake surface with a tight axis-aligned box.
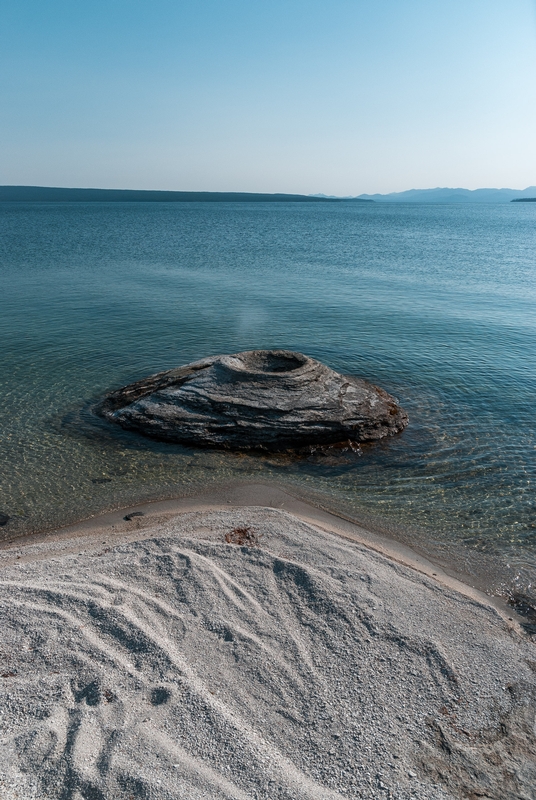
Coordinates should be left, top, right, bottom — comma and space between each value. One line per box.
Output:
1, 201, 535, 602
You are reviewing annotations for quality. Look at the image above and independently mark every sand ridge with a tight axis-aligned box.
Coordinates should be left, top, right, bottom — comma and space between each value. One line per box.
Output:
0, 506, 535, 799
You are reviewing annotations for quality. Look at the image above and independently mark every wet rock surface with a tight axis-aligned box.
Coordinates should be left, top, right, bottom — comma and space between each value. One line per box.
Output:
97, 350, 408, 451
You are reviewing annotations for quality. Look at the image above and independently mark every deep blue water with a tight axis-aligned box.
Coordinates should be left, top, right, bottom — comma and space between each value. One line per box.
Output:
1, 201, 535, 600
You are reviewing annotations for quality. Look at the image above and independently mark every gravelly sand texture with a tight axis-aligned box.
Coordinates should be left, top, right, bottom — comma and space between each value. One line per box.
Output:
0, 508, 534, 800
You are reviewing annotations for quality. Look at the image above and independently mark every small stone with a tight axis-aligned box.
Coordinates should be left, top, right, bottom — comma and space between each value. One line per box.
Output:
0, 513, 10, 526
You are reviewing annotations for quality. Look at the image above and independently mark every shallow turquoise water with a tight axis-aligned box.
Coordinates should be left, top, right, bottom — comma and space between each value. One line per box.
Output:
1, 201, 535, 598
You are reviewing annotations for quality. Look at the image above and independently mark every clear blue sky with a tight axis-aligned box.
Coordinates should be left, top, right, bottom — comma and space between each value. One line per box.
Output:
1, 0, 535, 194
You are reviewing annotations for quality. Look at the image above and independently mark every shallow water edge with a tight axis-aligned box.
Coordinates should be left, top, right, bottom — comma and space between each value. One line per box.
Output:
2, 201, 535, 622
1, 474, 533, 632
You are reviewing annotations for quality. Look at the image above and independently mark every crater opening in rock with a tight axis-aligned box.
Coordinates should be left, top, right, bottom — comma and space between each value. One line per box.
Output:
243, 351, 305, 373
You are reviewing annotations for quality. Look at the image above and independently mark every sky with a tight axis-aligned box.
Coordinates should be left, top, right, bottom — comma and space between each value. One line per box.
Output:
1, 0, 536, 195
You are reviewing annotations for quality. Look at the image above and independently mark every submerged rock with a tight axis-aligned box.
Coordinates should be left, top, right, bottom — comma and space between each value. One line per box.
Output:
97, 350, 408, 451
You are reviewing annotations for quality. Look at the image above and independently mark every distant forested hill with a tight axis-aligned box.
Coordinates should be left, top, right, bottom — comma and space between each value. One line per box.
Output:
0, 186, 370, 203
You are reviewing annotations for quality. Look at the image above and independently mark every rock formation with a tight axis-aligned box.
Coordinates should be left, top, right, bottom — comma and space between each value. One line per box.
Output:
97, 350, 408, 451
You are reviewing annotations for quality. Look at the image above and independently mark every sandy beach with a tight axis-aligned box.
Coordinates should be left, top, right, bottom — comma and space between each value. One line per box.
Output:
0, 484, 534, 800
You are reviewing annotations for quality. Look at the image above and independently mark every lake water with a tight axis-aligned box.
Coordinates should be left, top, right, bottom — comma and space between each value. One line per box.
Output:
1, 201, 535, 605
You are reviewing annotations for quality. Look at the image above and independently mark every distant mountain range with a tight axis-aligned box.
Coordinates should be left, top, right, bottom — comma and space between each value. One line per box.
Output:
2, 185, 535, 204
354, 187, 536, 203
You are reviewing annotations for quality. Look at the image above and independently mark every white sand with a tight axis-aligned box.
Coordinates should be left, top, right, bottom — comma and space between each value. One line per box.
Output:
0, 500, 534, 800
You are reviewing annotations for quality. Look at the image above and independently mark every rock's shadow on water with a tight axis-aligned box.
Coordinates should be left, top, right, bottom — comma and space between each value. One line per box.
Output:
55, 348, 412, 476
55, 370, 446, 488
61, 398, 192, 455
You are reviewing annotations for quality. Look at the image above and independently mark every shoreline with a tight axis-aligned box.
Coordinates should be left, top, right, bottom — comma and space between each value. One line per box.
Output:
1, 491, 535, 799
0, 479, 524, 633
